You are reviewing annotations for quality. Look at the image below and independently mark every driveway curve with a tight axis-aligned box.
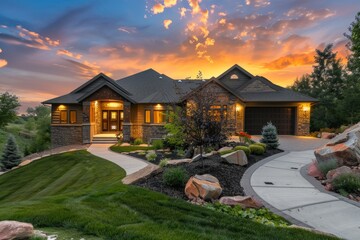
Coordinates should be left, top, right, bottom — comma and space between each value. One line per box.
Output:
242, 136, 360, 240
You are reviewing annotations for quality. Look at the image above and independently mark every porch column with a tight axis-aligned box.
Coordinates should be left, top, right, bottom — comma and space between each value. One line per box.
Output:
122, 101, 131, 142
82, 101, 91, 144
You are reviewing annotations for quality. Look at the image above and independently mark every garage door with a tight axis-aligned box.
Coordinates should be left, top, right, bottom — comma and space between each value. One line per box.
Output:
245, 107, 296, 135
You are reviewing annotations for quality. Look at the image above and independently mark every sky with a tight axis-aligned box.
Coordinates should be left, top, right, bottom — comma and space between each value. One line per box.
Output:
0, 0, 358, 113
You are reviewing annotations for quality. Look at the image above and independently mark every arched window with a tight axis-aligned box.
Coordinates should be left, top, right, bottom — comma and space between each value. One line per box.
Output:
230, 74, 238, 79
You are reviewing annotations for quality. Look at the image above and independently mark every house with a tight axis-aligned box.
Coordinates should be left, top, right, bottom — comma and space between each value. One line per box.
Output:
43, 64, 317, 147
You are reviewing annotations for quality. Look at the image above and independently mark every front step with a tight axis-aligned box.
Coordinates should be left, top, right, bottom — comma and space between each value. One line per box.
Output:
92, 136, 118, 144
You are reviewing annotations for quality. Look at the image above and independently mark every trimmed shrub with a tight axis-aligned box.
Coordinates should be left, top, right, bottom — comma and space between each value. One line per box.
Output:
152, 139, 164, 150
162, 167, 189, 187
146, 153, 157, 162
253, 142, 267, 149
260, 122, 279, 149
219, 149, 235, 156
332, 173, 360, 194
233, 146, 251, 157
176, 149, 185, 157
159, 158, 169, 168
133, 138, 143, 145
249, 144, 265, 155
1, 135, 21, 170
316, 159, 338, 176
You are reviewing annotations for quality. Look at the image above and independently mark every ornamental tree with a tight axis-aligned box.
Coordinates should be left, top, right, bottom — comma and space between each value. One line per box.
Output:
1, 135, 21, 170
260, 122, 279, 149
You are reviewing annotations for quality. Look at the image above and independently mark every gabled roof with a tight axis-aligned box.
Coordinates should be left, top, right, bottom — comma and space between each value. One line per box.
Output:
217, 64, 254, 79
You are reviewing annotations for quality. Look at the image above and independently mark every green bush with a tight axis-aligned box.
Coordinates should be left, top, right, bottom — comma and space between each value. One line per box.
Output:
219, 149, 234, 156
162, 167, 189, 187
233, 146, 251, 156
159, 158, 169, 167
146, 153, 157, 162
316, 159, 338, 176
332, 173, 360, 194
249, 144, 265, 155
134, 138, 143, 145
176, 149, 185, 157
152, 139, 164, 150
260, 122, 279, 149
253, 143, 267, 149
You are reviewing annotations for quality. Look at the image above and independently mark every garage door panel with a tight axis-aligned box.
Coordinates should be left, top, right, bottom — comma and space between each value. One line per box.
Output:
245, 107, 295, 135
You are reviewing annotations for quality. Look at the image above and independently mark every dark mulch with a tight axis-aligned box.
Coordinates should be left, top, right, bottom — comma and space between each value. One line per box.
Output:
134, 148, 283, 200
127, 150, 185, 165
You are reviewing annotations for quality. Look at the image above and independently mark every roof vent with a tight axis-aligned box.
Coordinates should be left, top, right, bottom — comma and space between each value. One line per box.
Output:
159, 76, 163, 79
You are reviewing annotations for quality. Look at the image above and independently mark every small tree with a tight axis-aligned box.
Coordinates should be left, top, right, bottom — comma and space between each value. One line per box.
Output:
0, 92, 21, 129
1, 135, 21, 170
260, 122, 279, 149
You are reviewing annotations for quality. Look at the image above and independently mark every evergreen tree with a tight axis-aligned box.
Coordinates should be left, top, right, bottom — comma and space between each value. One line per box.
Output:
1, 135, 21, 170
290, 74, 312, 95
260, 122, 279, 149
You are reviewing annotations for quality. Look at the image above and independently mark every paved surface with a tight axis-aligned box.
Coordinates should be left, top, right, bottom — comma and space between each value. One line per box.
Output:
243, 139, 360, 239
88, 144, 148, 175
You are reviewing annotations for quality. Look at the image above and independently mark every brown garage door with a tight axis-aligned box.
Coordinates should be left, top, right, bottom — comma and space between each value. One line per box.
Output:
245, 107, 296, 135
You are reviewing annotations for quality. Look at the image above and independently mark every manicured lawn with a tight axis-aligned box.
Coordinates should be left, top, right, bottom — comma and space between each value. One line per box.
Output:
0, 151, 337, 239
110, 145, 155, 152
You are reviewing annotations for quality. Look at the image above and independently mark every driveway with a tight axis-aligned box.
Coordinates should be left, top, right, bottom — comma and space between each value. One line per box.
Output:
242, 136, 360, 240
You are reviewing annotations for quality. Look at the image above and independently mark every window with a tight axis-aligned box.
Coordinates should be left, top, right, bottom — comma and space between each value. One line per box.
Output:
70, 110, 77, 124
154, 110, 165, 124
145, 110, 151, 123
230, 74, 239, 79
60, 110, 68, 124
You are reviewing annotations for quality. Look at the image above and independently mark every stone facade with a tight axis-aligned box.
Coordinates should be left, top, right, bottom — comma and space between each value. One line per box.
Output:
296, 104, 311, 135
51, 125, 82, 148
142, 124, 167, 143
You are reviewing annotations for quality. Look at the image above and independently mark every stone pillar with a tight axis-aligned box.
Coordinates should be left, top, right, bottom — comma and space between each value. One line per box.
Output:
82, 101, 91, 144
296, 103, 311, 136
122, 101, 131, 142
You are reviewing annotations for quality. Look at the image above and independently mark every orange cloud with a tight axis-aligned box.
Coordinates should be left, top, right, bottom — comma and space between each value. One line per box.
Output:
57, 49, 82, 59
263, 52, 315, 70
188, 0, 201, 14
219, 18, 226, 25
164, 0, 177, 8
15, 25, 60, 50
246, 0, 270, 7
218, 12, 226, 16
0, 59, 7, 68
152, 3, 164, 14
180, 7, 187, 18
163, 19, 173, 29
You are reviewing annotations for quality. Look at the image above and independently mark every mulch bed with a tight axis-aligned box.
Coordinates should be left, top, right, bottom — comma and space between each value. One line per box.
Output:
126, 150, 185, 165
134, 148, 283, 200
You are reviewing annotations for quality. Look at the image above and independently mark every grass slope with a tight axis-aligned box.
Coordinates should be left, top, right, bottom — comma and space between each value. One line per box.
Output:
0, 151, 337, 240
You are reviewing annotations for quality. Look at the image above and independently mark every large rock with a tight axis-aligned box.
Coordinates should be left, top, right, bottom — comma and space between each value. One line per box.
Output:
0, 221, 34, 240
219, 196, 263, 209
326, 166, 352, 182
185, 174, 222, 201
218, 146, 232, 152
314, 123, 360, 166
222, 150, 248, 166
321, 132, 336, 139
307, 161, 323, 178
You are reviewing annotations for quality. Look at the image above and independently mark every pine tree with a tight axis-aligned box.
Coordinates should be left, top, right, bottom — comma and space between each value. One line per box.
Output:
1, 135, 21, 170
260, 122, 279, 149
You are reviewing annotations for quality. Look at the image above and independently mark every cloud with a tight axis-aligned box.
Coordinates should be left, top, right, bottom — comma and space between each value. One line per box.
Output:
245, 0, 270, 7
219, 18, 226, 25
218, 12, 227, 16
63, 59, 104, 78
118, 26, 137, 34
163, 19, 173, 29
57, 49, 82, 59
188, 0, 201, 15
263, 52, 314, 70
0, 59, 7, 68
152, 3, 165, 14
164, 0, 177, 8
180, 7, 187, 18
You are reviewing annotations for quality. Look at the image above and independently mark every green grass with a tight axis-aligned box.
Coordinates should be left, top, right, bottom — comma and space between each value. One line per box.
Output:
0, 151, 337, 240
110, 145, 155, 152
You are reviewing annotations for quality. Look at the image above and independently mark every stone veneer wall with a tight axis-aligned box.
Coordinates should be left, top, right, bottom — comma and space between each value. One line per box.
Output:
296, 104, 311, 135
142, 125, 167, 143
51, 125, 82, 148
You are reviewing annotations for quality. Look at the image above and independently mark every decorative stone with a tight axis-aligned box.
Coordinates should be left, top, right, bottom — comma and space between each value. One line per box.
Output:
0, 221, 34, 240
221, 150, 248, 166
191, 154, 202, 162
167, 159, 192, 165
321, 132, 336, 139
122, 165, 161, 185
185, 174, 222, 201
139, 144, 149, 147
18, 160, 32, 167
307, 161, 323, 178
120, 143, 131, 146
326, 166, 352, 182
219, 196, 263, 209
203, 151, 219, 158
218, 146, 233, 152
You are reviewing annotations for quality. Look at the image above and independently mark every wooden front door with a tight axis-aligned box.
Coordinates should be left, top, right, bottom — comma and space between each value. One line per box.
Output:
102, 110, 123, 132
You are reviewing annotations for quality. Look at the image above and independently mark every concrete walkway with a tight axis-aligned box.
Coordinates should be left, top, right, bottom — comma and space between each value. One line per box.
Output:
243, 148, 360, 240
88, 144, 148, 175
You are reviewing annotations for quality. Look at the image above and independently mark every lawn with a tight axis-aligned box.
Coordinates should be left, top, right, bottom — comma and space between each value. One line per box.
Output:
110, 145, 155, 152
0, 150, 337, 240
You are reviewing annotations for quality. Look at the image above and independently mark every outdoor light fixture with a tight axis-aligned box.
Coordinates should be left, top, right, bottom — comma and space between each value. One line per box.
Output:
303, 105, 310, 118
236, 104, 242, 112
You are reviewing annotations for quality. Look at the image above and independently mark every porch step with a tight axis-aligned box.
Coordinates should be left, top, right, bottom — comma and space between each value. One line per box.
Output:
92, 136, 118, 144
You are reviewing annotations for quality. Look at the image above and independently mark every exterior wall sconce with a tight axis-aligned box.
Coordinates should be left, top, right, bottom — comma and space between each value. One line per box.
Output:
236, 104, 242, 112
303, 105, 310, 118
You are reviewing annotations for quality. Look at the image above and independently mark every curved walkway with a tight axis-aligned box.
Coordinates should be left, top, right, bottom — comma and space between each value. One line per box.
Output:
242, 140, 360, 240
88, 144, 149, 175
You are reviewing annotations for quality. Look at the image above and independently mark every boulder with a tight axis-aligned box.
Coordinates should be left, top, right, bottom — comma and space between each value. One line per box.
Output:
185, 174, 222, 201
219, 196, 263, 209
191, 154, 202, 162
19, 159, 32, 167
218, 146, 233, 152
326, 166, 352, 182
307, 161, 323, 178
314, 124, 360, 166
0, 221, 34, 240
321, 132, 336, 139
222, 150, 248, 166
120, 143, 131, 146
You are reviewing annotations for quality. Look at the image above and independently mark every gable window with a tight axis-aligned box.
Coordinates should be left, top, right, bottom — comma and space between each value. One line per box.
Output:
60, 110, 68, 124
145, 110, 151, 123
154, 110, 165, 124
70, 110, 77, 124
230, 74, 239, 79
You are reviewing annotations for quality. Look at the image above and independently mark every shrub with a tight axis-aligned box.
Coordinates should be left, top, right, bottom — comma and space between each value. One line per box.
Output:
332, 173, 360, 194
1, 135, 21, 170
253, 142, 266, 149
260, 122, 279, 149
152, 139, 164, 150
162, 167, 189, 187
249, 144, 265, 155
219, 149, 235, 155
176, 149, 185, 157
146, 153, 157, 162
316, 159, 338, 176
133, 138, 143, 145
159, 158, 169, 168
233, 146, 251, 157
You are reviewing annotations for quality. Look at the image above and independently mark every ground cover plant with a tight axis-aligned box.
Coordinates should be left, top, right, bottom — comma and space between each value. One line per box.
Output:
0, 151, 337, 239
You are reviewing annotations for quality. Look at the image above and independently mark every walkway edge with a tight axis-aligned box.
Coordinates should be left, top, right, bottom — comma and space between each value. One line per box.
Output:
241, 151, 313, 228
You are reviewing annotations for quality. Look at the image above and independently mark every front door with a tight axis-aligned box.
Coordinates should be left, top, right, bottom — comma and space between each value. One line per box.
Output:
109, 111, 118, 131
102, 110, 123, 132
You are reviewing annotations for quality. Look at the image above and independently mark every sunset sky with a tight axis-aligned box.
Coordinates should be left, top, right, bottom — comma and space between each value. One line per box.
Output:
0, 0, 358, 112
